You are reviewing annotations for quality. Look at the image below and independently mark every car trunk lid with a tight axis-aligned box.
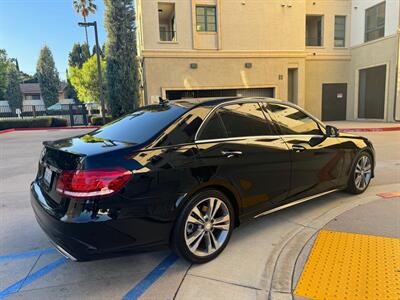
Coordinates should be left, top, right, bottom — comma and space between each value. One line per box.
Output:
37, 135, 139, 208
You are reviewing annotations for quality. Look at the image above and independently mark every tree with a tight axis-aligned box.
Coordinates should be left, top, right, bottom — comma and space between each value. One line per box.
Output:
68, 43, 91, 68
22, 74, 38, 84
0, 49, 9, 100
69, 55, 106, 102
104, 0, 140, 118
36, 46, 60, 107
14, 58, 20, 71
65, 69, 78, 101
6, 64, 23, 108
1, 50, 37, 99
72, 0, 97, 46
92, 43, 105, 58
68, 43, 91, 102
19, 72, 38, 83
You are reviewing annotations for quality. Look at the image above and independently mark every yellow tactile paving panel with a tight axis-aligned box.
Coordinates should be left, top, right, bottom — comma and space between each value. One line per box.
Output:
294, 230, 400, 300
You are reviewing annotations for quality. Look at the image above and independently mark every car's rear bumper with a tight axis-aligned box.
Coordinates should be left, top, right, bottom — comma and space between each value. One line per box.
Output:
31, 194, 92, 260
30, 181, 172, 261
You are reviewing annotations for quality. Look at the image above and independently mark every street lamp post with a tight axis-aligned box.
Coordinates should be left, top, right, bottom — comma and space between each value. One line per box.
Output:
78, 21, 106, 125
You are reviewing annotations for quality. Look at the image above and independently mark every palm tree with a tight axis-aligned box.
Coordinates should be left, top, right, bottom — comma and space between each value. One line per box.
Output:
73, 0, 97, 47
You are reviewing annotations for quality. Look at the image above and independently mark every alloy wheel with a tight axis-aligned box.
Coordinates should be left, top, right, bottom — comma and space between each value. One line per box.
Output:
184, 197, 231, 257
354, 155, 372, 191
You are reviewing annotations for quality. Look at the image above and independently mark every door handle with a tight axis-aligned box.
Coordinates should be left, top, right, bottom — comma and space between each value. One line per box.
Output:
292, 145, 306, 152
221, 150, 243, 158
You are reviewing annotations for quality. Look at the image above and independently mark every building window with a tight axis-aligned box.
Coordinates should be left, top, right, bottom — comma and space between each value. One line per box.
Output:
196, 6, 216, 32
365, 2, 385, 42
25, 94, 41, 100
158, 3, 176, 42
334, 16, 346, 47
306, 15, 323, 46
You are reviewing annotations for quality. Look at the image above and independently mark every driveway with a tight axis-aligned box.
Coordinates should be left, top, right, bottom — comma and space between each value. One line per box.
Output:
0, 129, 399, 299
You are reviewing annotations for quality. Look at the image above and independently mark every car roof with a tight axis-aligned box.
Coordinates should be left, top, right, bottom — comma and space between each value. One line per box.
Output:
171, 96, 325, 129
172, 96, 286, 108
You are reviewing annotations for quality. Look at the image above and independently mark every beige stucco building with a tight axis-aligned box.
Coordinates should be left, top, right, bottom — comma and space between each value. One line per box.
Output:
135, 0, 400, 122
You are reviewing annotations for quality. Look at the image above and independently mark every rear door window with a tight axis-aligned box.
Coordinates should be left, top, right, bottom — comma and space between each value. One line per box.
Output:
218, 102, 273, 138
90, 104, 188, 144
198, 113, 227, 140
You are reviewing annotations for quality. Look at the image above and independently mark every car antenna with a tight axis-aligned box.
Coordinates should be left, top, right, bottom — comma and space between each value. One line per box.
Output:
159, 97, 169, 105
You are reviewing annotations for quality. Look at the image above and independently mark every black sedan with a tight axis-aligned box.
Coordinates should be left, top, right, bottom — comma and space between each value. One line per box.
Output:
31, 97, 375, 263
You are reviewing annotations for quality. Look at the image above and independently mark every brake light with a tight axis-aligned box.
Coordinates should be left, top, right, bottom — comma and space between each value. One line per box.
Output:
56, 168, 132, 198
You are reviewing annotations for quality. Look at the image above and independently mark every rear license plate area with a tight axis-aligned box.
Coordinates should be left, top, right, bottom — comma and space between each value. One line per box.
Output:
43, 167, 53, 187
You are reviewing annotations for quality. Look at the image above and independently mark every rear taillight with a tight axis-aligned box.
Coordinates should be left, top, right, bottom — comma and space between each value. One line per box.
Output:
56, 168, 132, 198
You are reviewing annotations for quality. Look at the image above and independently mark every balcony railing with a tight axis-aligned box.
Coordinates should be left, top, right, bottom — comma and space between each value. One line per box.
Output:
159, 30, 176, 42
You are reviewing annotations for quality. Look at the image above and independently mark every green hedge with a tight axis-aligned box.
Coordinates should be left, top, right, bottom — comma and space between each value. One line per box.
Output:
90, 115, 113, 126
0, 117, 68, 130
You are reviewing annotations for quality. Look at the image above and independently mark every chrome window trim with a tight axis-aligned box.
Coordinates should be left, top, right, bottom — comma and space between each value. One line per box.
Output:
280, 134, 325, 139
195, 135, 276, 144
254, 189, 339, 219
195, 134, 325, 144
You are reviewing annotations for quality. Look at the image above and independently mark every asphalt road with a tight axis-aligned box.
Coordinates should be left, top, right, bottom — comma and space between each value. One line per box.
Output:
0, 129, 399, 300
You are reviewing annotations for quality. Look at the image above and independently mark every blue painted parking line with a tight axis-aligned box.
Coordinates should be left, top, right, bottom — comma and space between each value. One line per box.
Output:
122, 253, 179, 300
0, 257, 68, 299
0, 248, 56, 261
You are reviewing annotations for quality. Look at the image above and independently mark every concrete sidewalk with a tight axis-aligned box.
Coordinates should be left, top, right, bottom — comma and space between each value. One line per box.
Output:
292, 194, 400, 300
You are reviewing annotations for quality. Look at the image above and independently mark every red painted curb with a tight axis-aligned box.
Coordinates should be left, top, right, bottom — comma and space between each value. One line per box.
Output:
0, 126, 98, 135
340, 126, 400, 132
0, 128, 16, 134
377, 192, 400, 199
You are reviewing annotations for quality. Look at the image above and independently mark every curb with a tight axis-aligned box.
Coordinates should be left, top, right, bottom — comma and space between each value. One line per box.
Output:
265, 184, 398, 299
340, 126, 400, 132
0, 126, 98, 135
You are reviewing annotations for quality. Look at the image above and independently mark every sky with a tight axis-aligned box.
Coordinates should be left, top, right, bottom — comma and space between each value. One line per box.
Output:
0, 0, 107, 80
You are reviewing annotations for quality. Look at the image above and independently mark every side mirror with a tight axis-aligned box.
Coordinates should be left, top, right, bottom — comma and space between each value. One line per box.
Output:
325, 125, 339, 137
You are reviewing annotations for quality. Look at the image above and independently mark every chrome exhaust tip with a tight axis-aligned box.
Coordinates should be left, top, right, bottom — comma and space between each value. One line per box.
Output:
52, 242, 78, 261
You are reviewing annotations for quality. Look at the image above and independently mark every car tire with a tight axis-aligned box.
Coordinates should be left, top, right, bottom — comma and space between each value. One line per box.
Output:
172, 189, 235, 264
346, 151, 373, 194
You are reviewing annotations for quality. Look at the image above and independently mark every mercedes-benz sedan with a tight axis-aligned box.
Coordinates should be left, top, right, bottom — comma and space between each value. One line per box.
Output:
31, 97, 375, 263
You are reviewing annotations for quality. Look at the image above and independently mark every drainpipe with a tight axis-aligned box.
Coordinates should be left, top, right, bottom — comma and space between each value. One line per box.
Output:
394, 14, 400, 121
141, 57, 148, 105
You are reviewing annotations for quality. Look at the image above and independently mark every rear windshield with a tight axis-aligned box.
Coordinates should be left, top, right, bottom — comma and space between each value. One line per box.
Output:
90, 104, 188, 144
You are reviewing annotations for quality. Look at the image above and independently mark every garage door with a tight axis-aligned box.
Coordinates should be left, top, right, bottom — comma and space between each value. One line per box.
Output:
358, 65, 386, 119
166, 88, 274, 100
236, 88, 274, 97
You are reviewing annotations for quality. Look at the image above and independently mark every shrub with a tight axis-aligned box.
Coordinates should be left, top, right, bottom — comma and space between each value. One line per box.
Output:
50, 117, 68, 127
90, 115, 113, 126
0, 117, 68, 130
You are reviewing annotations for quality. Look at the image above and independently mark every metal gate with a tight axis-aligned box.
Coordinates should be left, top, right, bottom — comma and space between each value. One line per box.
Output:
0, 104, 88, 126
